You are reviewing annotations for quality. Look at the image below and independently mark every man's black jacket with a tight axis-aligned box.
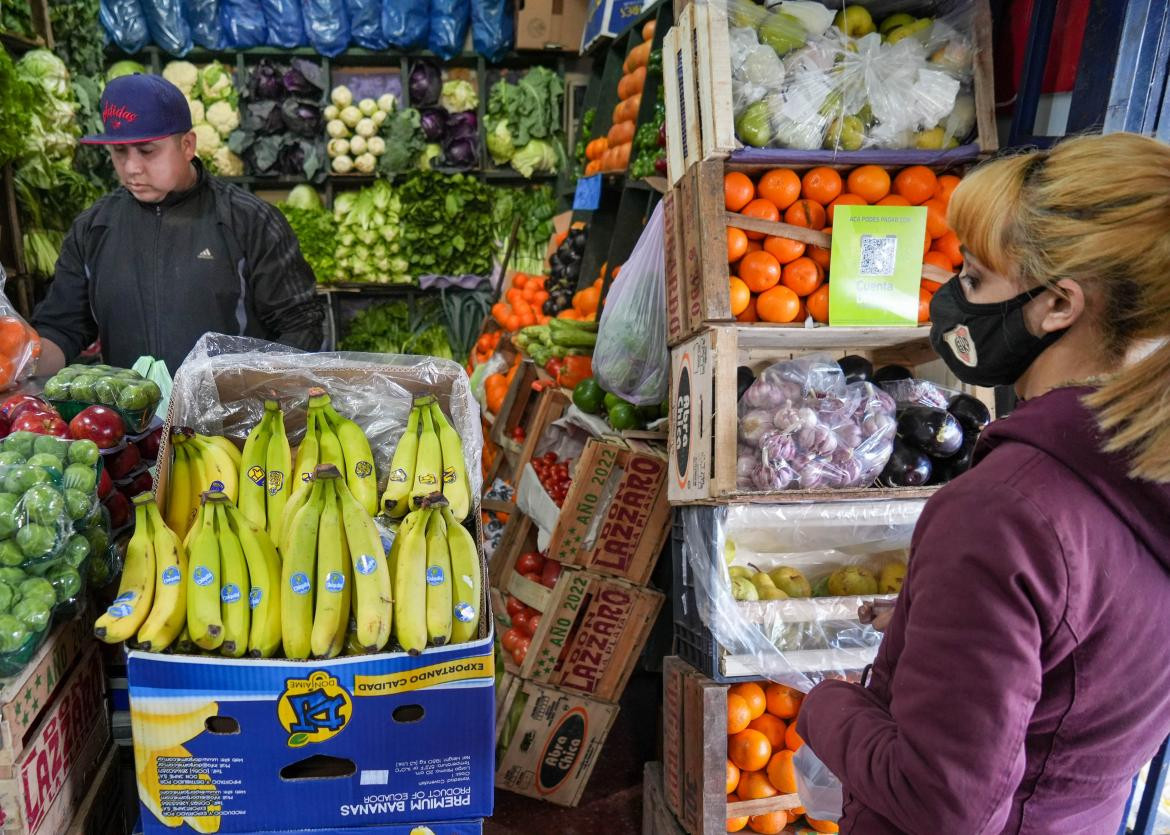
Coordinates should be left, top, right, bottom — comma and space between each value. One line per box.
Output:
31, 161, 324, 372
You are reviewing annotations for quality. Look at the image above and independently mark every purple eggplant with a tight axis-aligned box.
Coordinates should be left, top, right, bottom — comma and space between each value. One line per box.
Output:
880, 439, 933, 487
897, 406, 964, 457
947, 393, 991, 434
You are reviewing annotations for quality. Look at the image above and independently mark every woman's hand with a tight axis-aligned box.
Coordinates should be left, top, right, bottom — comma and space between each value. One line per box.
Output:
859, 600, 895, 632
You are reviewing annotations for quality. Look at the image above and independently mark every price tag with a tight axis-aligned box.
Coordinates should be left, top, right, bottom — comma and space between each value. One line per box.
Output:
572, 175, 602, 211
828, 205, 927, 326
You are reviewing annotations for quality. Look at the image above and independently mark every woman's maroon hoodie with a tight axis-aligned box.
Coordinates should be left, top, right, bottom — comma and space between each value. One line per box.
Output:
798, 386, 1170, 834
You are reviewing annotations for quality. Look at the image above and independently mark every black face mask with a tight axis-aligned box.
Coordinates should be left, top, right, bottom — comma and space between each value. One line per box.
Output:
928, 277, 1067, 387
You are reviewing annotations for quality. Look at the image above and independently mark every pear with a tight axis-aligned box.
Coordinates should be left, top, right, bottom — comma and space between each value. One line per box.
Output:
833, 6, 875, 37
879, 562, 907, 594
826, 566, 879, 597
750, 571, 777, 591
758, 586, 789, 601
724, 539, 737, 565
728, 566, 752, 580
769, 566, 812, 598
825, 115, 865, 151
732, 577, 760, 601
879, 12, 915, 34
886, 17, 932, 45
913, 127, 959, 150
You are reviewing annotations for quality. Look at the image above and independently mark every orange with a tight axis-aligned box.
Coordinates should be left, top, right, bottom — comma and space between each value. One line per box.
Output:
729, 277, 752, 317
893, 165, 938, 205
725, 172, 755, 211
806, 283, 830, 324
919, 287, 933, 324
755, 286, 801, 324
727, 692, 752, 734
922, 277, 945, 293
795, 297, 809, 323
876, 194, 911, 206
922, 198, 949, 238
763, 236, 806, 264
922, 251, 953, 273
741, 199, 780, 240
748, 714, 787, 749
757, 168, 801, 210
801, 167, 842, 205
745, 239, 763, 256
747, 812, 787, 834
727, 760, 741, 794
826, 193, 866, 224
785, 722, 804, 752
766, 749, 797, 794
847, 165, 891, 202
737, 770, 778, 801
764, 684, 802, 719
806, 818, 840, 833
727, 227, 749, 262
934, 230, 963, 267
736, 297, 759, 322
935, 173, 961, 204
727, 793, 749, 832
0, 317, 27, 360
807, 226, 831, 270
738, 251, 782, 294
781, 257, 824, 297
924, 233, 933, 258
784, 199, 826, 230
729, 683, 767, 720
728, 729, 772, 772
0, 355, 15, 387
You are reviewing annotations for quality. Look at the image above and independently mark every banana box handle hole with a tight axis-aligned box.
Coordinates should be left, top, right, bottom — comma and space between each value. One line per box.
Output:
205, 716, 240, 735
392, 704, 425, 724
280, 754, 356, 781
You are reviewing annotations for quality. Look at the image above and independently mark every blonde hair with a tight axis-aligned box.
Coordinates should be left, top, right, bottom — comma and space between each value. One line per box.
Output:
948, 132, 1170, 482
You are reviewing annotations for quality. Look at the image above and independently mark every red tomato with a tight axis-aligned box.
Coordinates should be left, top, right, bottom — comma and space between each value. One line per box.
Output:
542, 451, 558, 465
505, 596, 526, 617
512, 611, 531, 634
511, 645, 527, 666
501, 628, 522, 652
523, 605, 540, 618
516, 551, 545, 575
522, 571, 543, 585
540, 560, 562, 588
521, 614, 540, 637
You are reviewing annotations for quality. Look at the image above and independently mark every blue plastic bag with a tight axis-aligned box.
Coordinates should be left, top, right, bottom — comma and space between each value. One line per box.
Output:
382, 0, 428, 49
219, 0, 267, 46
347, 0, 386, 49
100, 0, 150, 52
261, 0, 306, 46
181, 0, 226, 49
303, 0, 351, 55
427, 0, 468, 59
471, 0, 512, 62
142, 0, 193, 54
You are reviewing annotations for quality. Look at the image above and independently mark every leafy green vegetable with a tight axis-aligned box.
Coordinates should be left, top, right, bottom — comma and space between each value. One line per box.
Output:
278, 203, 337, 285
484, 67, 566, 177
397, 171, 495, 278
492, 185, 555, 275
376, 107, 426, 177
339, 299, 454, 360
1, 0, 35, 38
49, 0, 104, 79
333, 180, 408, 284
0, 50, 35, 167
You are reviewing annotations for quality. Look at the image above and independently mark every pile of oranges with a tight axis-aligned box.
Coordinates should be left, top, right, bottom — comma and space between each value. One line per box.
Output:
725, 681, 837, 834
492, 274, 552, 332
724, 165, 964, 326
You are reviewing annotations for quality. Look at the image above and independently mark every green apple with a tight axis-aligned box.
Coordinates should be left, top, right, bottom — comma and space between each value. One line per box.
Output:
833, 6, 876, 37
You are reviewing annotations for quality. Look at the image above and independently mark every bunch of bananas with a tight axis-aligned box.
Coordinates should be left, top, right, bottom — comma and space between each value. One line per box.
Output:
237, 400, 292, 544
292, 388, 379, 517
391, 505, 481, 655
165, 431, 241, 540
382, 398, 470, 522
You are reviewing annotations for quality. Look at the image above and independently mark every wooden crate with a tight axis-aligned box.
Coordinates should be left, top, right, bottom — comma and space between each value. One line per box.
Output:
669, 323, 993, 503
489, 359, 543, 453
666, 158, 962, 346
664, 0, 997, 184
643, 762, 686, 835
63, 745, 123, 835
512, 387, 572, 482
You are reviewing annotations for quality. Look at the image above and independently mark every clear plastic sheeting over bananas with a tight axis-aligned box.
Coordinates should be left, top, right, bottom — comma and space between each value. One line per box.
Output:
678, 500, 924, 691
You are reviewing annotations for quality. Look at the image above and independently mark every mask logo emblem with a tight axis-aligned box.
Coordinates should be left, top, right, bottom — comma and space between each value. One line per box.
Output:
945, 324, 978, 367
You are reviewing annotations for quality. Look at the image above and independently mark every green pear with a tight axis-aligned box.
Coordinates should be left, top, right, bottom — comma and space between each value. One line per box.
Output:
732, 577, 760, 601
833, 6, 876, 37
724, 539, 737, 565
879, 562, 907, 594
728, 566, 753, 580
750, 571, 777, 591
825, 115, 865, 151
826, 566, 879, 596
913, 127, 948, 149
886, 17, 932, 45
759, 12, 807, 57
879, 12, 916, 34
758, 586, 789, 600
769, 566, 812, 598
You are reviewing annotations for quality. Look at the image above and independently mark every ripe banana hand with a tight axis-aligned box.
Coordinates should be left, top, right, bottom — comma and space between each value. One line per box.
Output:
187, 432, 240, 503
214, 503, 250, 658
322, 400, 379, 517
238, 408, 273, 530
337, 475, 392, 651
186, 496, 225, 651
424, 508, 452, 647
443, 506, 482, 644
310, 476, 346, 658
430, 403, 471, 522
394, 508, 430, 655
281, 476, 326, 660
265, 400, 292, 545
95, 497, 155, 643
136, 500, 188, 652
165, 442, 194, 539
382, 404, 420, 519
411, 406, 443, 511
202, 434, 242, 470
293, 408, 321, 490
223, 503, 282, 659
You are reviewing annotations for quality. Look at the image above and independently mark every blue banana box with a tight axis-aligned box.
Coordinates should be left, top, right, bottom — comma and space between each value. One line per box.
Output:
128, 638, 495, 834
580, 0, 642, 52
133, 817, 485, 834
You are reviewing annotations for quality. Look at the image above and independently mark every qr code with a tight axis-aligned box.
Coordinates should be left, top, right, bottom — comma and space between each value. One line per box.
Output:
859, 234, 898, 276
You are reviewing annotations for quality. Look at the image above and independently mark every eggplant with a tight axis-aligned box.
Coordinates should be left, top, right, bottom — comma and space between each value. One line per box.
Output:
947, 393, 991, 434
931, 435, 977, 484
897, 406, 964, 457
736, 366, 756, 401
571, 230, 587, 252
542, 299, 558, 316
550, 251, 565, 269
838, 355, 874, 384
873, 364, 913, 385
880, 439, 933, 487
566, 261, 581, 280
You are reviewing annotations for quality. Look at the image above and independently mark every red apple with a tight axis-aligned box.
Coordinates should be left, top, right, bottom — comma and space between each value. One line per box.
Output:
0, 413, 10, 439
13, 409, 69, 437
104, 490, 130, 529
97, 467, 114, 499
137, 426, 163, 461
107, 443, 142, 480
69, 405, 125, 449
126, 469, 154, 496
0, 394, 48, 422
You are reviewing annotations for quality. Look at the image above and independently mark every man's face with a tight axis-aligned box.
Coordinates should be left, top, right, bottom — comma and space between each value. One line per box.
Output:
108, 132, 196, 203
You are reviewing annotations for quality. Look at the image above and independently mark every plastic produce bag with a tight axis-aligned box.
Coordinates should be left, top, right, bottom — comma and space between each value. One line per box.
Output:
794, 745, 843, 822
382, 0, 428, 48
347, 0, 387, 49
219, 0, 267, 46
101, 0, 151, 51
142, 0, 193, 55
259, 0, 305, 46
470, 0, 512, 62
737, 355, 896, 491
0, 270, 40, 391
303, 0, 350, 55
593, 202, 668, 406
181, 0, 226, 49
428, 0, 470, 59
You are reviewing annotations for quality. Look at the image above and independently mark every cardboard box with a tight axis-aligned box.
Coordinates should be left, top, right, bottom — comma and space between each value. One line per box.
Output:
130, 639, 496, 834
515, 0, 588, 51
580, 0, 642, 52
495, 679, 619, 807
134, 817, 485, 834
0, 646, 110, 835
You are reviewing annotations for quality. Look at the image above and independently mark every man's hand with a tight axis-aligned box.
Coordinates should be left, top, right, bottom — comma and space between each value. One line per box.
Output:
37, 338, 67, 377
858, 600, 895, 632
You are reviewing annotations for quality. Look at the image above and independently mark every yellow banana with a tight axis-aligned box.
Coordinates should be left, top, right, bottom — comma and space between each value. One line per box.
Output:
293, 408, 321, 488
424, 509, 452, 647
136, 499, 188, 652
393, 508, 430, 654
214, 503, 250, 658
188, 433, 239, 503
443, 506, 482, 644
202, 434, 242, 470
183, 495, 207, 552
430, 403, 471, 522
310, 475, 346, 658
382, 404, 420, 518
328, 510, 353, 658
281, 476, 325, 659
174, 625, 196, 654
264, 400, 292, 544
310, 391, 345, 472
280, 472, 315, 555
165, 442, 194, 539
94, 497, 155, 643
337, 473, 392, 651
237, 409, 272, 530
222, 503, 282, 659
185, 443, 210, 531
411, 407, 443, 510
322, 400, 378, 516
186, 497, 224, 651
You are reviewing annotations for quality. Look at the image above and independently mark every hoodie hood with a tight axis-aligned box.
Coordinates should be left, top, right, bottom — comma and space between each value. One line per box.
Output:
974, 385, 1170, 569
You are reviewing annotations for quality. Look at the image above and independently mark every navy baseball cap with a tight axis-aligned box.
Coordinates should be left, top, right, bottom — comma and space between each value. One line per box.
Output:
80, 74, 193, 145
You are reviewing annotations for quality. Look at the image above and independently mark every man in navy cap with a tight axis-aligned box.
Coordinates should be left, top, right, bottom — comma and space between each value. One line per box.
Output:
31, 73, 323, 373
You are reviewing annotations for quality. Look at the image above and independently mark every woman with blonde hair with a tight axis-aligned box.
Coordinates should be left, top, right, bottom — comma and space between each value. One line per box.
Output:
797, 132, 1170, 834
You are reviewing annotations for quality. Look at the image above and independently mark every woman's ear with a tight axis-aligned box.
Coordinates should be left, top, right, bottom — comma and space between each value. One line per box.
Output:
1037, 278, 1085, 334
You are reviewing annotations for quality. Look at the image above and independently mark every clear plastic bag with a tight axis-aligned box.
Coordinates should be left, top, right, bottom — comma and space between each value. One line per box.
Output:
347, 0, 387, 49
470, 0, 512, 62
181, 0, 226, 49
593, 201, 668, 406
0, 269, 40, 391
716, 0, 979, 153
142, 0, 194, 55
303, 0, 351, 56
100, 0, 151, 52
680, 500, 920, 690
219, 0, 267, 46
382, 0, 429, 49
794, 745, 843, 822
259, 0, 305, 47
428, 0, 470, 59
737, 355, 896, 491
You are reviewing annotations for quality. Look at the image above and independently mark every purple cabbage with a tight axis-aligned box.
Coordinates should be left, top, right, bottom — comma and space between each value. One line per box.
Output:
419, 107, 447, 141
283, 58, 325, 97
446, 110, 477, 138
409, 60, 442, 107
280, 98, 323, 137
442, 135, 478, 169
249, 59, 285, 100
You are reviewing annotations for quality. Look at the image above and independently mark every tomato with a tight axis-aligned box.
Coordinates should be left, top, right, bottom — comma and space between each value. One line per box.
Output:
523, 614, 541, 637
554, 463, 570, 482
542, 451, 558, 465
511, 644, 528, 666
512, 611, 531, 634
505, 596, 526, 617
523, 605, 541, 619
522, 571, 543, 585
516, 551, 546, 575
540, 560, 562, 588
510, 425, 526, 442
501, 628, 523, 652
